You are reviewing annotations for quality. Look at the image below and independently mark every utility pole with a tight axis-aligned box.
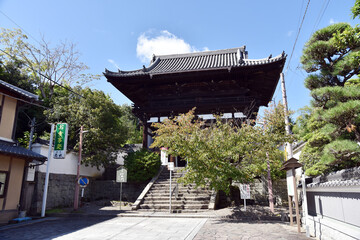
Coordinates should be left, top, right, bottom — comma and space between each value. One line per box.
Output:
280, 73, 301, 233
280, 73, 293, 159
74, 126, 83, 210
28, 117, 36, 150
266, 152, 274, 213
20, 117, 36, 212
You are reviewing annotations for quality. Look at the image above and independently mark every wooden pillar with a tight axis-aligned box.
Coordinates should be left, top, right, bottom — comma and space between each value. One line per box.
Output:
142, 123, 148, 149
292, 168, 301, 233
288, 195, 293, 226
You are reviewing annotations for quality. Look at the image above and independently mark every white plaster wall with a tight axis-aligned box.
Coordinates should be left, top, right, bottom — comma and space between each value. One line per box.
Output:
32, 143, 104, 177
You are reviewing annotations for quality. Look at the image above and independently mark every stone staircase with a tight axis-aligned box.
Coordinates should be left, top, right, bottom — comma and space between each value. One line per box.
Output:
138, 167, 212, 213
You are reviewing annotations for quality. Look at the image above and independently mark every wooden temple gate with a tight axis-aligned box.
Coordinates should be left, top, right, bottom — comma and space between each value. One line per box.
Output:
104, 46, 286, 158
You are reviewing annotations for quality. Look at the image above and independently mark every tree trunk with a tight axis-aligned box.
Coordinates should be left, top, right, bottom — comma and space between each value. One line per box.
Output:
267, 152, 274, 213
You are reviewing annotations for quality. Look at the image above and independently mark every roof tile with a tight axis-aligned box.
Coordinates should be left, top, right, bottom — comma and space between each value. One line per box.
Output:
104, 47, 286, 78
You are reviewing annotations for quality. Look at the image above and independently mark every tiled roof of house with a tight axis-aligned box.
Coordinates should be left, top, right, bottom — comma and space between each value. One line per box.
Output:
0, 141, 46, 161
0, 79, 40, 102
104, 47, 286, 77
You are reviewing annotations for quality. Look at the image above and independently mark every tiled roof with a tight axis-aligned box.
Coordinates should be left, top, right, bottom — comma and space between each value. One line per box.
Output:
0, 142, 47, 161
307, 179, 360, 188
0, 79, 40, 102
307, 167, 360, 189
104, 47, 286, 77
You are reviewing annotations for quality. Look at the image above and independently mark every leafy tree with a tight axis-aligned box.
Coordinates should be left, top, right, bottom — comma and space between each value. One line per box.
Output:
124, 149, 161, 182
352, 0, 360, 19
151, 108, 291, 194
298, 19, 360, 176
44, 85, 128, 168
255, 102, 291, 212
0, 28, 94, 100
119, 105, 143, 144
0, 59, 36, 92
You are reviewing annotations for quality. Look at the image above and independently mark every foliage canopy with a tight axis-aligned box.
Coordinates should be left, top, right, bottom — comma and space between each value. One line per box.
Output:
297, 17, 360, 176
124, 149, 161, 182
151, 106, 291, 193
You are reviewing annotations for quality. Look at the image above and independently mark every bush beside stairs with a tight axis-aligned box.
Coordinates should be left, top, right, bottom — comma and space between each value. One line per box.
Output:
137, 167, 212, 213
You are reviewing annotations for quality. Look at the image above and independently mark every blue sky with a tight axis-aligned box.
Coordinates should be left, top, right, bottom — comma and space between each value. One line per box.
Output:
0, 0, 357, 118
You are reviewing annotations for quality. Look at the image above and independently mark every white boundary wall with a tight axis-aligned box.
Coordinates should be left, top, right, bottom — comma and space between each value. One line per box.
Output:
32, 143, 104, 177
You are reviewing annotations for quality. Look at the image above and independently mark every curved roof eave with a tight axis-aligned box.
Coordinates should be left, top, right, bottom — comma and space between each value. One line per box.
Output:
104, 51, 286, 79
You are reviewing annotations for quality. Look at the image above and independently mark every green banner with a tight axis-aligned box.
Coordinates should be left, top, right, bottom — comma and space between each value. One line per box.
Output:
53, 123, 68, 159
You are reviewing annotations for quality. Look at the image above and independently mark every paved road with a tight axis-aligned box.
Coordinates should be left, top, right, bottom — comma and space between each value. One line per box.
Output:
0, 216, 309, 240
0, 216, 207, 240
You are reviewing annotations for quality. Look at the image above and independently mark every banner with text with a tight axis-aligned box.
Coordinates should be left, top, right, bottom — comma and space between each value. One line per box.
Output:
53, 123, 68, 159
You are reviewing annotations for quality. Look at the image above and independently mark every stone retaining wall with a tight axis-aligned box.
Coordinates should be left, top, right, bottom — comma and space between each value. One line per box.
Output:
30, 172, 147, 214
31, 172, 79, 214
246, 177, 287, 206
89, 181, 147, 202
217, 177, 288, 208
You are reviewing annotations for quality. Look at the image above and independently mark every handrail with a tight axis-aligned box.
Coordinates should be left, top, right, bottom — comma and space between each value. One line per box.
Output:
171, 168, 185, 199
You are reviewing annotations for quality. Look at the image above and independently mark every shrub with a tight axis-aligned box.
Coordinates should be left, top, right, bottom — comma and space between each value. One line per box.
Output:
124, 149, 161, 182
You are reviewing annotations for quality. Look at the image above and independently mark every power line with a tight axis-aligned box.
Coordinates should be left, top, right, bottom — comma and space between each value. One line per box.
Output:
0, 48, 84, 98
0, 91, 49, 109
272, 0, 311, 102
312, 0, 331, 34
285, 0, 311, 75
0, 10, 43, 47
0, 10, 83, 98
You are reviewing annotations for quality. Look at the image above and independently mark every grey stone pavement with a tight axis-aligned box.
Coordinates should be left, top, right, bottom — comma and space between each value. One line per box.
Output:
0, 203, 310, 240
0, 216, 309, 240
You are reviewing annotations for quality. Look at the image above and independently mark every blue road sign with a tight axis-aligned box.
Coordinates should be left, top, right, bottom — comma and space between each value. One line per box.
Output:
78, 176, 89, 188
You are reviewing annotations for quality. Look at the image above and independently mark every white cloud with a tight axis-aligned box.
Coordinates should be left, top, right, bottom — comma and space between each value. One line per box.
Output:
136, 30, 208, 63
329, 18, 338, 24
108, 59, 120, 70
287, 30, 294, 37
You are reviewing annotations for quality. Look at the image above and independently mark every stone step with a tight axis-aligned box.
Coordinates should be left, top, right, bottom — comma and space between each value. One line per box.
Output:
137, 167, 211, 212
142, 198, 209, 203
143, 196, 211, 201
137, 209, 209, 214
139, 204, 209, 210
146, 193, 211, 199
151, 184, 208, 189
150, 188, 210, 193
147, 190, 211, 195
142, 202, 210, 207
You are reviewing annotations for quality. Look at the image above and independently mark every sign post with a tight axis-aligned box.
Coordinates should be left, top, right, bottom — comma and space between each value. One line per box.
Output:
161, 147, 168, 165
168, 162, 174, 213
116, 167, 127, 210
78, 176, 89, 205
240, 184, 251, 211
281, 157, 302, 233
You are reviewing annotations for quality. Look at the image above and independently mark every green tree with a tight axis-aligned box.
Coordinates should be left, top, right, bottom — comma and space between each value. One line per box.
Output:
0, 28, 93, 100
255, 102, 291, 212
151, 107, 290, 194
124, 149, 161, 182
352, 0, 360, 19
119, 105, 143, 144
45, 85, 128, 168
299, 20, 360, 176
